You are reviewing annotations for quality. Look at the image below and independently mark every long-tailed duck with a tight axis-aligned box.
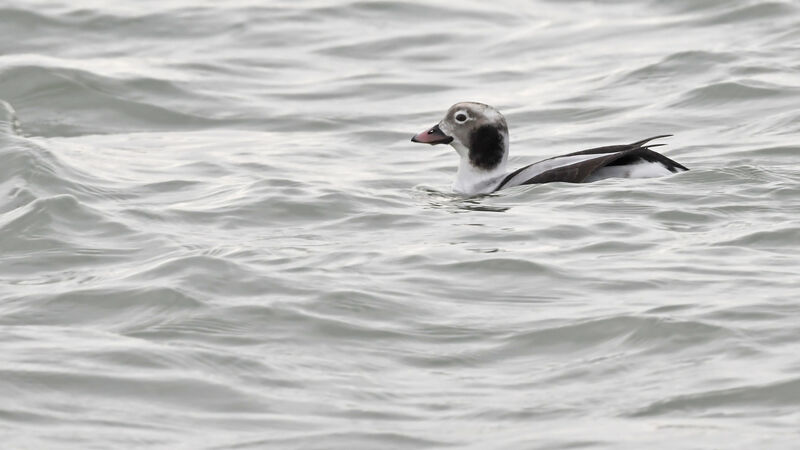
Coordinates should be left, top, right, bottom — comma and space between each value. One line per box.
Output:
411, 102, 688, 195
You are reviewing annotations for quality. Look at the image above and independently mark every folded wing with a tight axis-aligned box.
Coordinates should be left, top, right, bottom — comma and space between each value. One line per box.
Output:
495, 135, 686, 191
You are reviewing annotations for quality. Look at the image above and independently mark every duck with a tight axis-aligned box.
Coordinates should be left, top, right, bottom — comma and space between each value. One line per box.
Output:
411, 102, 688, 195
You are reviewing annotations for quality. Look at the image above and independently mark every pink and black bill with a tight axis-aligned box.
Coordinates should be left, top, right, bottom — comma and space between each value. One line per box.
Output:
411, 124, 453, 145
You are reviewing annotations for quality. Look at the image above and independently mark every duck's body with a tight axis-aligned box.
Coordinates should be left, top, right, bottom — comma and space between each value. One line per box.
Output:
411, 102, 688, 195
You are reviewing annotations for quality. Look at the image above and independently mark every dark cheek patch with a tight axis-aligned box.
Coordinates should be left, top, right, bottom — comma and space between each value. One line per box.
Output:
469, 125, 505, 170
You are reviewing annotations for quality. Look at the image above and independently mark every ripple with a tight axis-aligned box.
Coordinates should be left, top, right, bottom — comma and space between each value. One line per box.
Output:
672, 81, 795, 107
697, 2, 798, 25
713, 226, 800, 252
0, 99, 21, 135
0, 286, 204, 330
218, 431, 454, 450
0, 65, 224, 136
484, 316, 736, 361
617, 51, 738, 84
632, 377, 800, 417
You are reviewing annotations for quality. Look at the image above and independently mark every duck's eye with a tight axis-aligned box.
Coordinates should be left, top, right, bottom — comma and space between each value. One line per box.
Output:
455, 113, 468, 123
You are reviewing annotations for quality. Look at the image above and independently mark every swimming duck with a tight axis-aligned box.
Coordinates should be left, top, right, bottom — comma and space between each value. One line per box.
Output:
411, 102, 688, 195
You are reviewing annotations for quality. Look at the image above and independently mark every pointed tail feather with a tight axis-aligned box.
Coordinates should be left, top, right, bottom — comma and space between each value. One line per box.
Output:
629, 134, 672, 147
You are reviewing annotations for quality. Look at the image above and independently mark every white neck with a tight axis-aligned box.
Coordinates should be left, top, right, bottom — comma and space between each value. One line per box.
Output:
450, 139, 508, 195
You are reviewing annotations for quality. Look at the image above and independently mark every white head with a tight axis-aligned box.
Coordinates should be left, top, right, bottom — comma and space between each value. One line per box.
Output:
411, 102, 510, 195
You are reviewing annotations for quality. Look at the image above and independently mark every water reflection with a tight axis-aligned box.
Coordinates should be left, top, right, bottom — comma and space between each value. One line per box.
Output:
413, 186, 511, 213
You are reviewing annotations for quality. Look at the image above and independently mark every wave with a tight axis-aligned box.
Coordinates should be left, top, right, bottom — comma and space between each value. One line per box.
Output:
672, 81, 796, 107
0, 64, 226, 137
0, 100, 20, 135
696, 2, 799, 26
631, 376, 800, 417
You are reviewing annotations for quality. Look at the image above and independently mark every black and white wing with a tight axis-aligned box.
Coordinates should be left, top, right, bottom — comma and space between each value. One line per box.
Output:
495, 135, 687, 190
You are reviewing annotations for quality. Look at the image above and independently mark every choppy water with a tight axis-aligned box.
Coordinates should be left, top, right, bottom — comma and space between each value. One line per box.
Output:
2, 0, 800, 448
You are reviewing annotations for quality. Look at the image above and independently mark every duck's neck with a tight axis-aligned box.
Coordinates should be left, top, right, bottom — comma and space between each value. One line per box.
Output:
451, 140, 508, 195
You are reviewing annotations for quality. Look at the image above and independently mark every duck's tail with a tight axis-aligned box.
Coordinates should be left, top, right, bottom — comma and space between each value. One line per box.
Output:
629, 134, 672, 148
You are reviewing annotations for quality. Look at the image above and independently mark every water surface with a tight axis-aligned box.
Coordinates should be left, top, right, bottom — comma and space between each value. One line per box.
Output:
2, 0, 800, 448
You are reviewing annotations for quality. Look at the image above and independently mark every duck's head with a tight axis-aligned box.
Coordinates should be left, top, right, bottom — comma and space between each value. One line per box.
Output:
411, 102, 509, 173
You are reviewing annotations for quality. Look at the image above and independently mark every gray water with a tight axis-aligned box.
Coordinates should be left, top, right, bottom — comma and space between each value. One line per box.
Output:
2, 0, 800, 448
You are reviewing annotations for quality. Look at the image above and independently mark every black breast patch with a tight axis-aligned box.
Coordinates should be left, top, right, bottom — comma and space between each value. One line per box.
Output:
469, 125, 505, 170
